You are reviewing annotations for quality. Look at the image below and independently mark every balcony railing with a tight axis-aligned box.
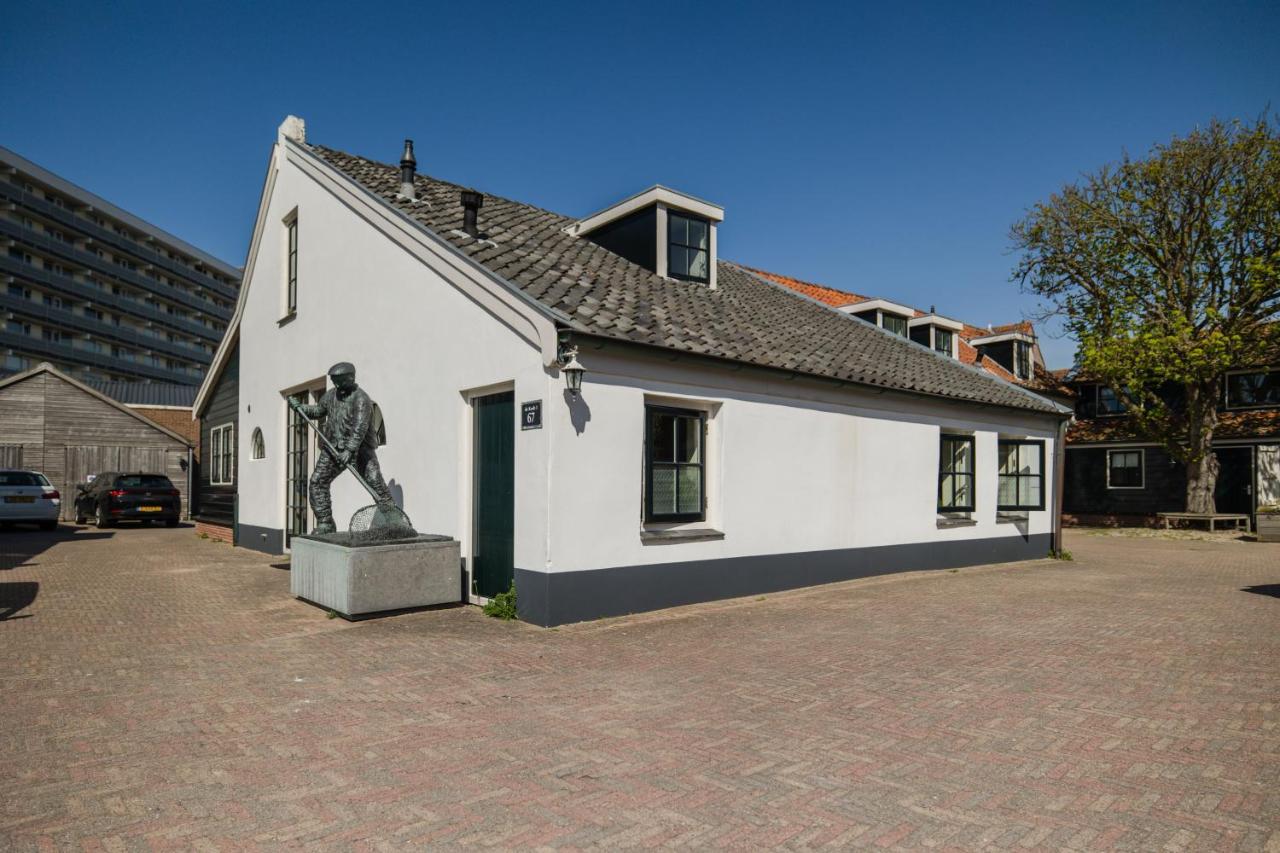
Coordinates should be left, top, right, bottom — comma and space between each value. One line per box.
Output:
0, 218, 234, 321
0, 291, 212, 364
0, 330, 201, 384
0, 254, 225, 345
0, 182, 240, 300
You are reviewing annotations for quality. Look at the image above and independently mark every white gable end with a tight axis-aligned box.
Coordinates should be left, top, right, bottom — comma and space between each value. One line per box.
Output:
231, 138, 553, 557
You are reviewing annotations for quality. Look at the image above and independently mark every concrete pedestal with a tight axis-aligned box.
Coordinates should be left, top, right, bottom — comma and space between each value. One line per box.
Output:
1257, 514, 1280, 543
290, 534, 460, 617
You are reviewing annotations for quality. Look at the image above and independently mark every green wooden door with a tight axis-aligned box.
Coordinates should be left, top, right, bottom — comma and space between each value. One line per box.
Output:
472, 391, 515, 599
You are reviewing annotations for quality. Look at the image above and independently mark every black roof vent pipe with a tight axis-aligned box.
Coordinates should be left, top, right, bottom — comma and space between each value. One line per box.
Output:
461, 189, 484, 237
399, 139, 416, 200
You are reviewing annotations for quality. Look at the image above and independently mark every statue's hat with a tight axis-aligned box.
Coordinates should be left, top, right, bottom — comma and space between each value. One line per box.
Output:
328, 362, 356, 378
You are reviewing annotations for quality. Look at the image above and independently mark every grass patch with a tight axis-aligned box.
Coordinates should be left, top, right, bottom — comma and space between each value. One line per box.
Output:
1048, 549, 1074, 561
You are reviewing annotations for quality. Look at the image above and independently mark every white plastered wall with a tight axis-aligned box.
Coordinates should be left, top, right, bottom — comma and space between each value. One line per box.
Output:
543, 345, 1060, 573
234, 142, 551, 567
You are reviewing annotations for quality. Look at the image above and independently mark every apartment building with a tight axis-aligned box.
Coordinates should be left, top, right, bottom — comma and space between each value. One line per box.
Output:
0, 145, 240, 385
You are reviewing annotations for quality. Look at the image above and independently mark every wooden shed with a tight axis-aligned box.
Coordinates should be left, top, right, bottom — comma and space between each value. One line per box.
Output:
0, 363, 193, 519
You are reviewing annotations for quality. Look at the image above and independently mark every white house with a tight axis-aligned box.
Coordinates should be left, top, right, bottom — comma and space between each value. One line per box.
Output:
194, 116, 1071, 626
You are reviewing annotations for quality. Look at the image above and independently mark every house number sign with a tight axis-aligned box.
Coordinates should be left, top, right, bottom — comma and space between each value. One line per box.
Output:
521, 400, 542, 430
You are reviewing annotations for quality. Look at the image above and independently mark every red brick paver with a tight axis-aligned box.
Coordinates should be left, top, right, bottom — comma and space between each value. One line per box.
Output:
2, 527, 1277, 849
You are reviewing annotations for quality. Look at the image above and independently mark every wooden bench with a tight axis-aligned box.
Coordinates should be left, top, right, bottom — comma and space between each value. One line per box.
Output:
1156, 512, 1252, 533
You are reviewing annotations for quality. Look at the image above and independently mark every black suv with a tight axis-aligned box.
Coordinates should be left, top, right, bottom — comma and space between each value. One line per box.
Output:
74, 473, 182, 528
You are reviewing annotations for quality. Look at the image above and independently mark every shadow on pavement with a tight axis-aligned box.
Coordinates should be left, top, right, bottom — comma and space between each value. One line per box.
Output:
0, 526, 115, 570
0, 581, 38, 620
1241, 584, 1280, 598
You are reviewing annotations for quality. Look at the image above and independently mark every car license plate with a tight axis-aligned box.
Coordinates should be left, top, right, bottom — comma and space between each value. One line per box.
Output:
139, 506, 163, 513
4, 496, 36, 503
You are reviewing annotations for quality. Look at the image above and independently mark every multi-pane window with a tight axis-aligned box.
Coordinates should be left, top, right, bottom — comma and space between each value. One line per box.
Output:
667, 213, 709, 282
882, 314, 908, 337
286, 393, 314, 542
251, 427, 266, 460
1014, 340, 1031, 379
1107, 449, 1143, 488
933, 328, 953, 356
209, 423, 235, 486
938, 434, 975, 512
1097, 385, 1126, 415
285, 213, 299, 315
997, 439, 1044, 511
645, 406, 705, 522
1226, 370, 1280, 409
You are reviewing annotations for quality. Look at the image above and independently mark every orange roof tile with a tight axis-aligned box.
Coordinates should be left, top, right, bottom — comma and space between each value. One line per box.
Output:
740, 266, 866, 308
744, 265, 1080, 402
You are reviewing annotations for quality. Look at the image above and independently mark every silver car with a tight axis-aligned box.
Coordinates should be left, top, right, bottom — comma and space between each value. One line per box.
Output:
0, 469, 61, 530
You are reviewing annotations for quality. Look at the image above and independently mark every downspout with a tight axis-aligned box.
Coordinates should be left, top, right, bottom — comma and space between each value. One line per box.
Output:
1053, 416, 1068, 553
186, 446, 193, 520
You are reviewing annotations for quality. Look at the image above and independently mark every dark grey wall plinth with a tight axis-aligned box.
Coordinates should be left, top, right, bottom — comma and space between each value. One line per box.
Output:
517, 533, 1051, 627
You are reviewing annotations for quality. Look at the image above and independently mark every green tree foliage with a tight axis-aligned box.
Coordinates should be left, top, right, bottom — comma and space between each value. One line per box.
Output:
1012, 116, 1280, 512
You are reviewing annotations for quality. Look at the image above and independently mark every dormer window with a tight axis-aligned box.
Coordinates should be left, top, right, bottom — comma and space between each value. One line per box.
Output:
565, 186, 724, 288
968, 330, 1036, 378
842, 299, 915, 337
881, 313, 908, 337
1014, 340, 1031, 380
668, 212, 709, 282
907, 313, 962, 358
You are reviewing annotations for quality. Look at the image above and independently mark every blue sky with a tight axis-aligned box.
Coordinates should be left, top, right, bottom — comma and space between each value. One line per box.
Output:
2, 1, 1276, 368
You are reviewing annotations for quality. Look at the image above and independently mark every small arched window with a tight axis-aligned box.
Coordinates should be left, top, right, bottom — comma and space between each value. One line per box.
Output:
251, 427, 265, 460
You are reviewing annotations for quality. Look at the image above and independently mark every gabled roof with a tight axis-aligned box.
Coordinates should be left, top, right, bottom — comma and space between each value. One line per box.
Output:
742, 267, 1066, 396
201, 131, 1065, 418
0, 363, 193, 445
303, 143, 1064, 416
83, 380, 197, 408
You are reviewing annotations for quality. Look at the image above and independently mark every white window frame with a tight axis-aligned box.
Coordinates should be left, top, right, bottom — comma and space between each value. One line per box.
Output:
210, 423, 235, 486
282, 208, 299, 319
1106, 448, 1145, 490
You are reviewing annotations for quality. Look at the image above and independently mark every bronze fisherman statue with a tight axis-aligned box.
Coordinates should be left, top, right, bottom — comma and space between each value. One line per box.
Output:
288, 362, 395, 535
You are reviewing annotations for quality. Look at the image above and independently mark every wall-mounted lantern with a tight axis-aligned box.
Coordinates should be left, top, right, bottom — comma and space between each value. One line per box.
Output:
560, 347, 585, 398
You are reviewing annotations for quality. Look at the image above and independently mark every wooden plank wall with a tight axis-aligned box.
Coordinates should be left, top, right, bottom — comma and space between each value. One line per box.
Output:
0, 370, 191, 519
0, 373, 48, 473
196, 342, 238, 524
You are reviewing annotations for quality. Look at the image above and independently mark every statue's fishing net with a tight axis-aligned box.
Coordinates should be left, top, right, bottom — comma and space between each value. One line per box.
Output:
348, 504, 417, 540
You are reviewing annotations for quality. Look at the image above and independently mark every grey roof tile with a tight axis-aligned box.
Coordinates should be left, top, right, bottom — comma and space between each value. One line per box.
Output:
307, 144, 1063, 416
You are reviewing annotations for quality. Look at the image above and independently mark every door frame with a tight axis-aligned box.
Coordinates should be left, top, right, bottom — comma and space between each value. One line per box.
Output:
279, 378, 326, 551
1213, 444, 1256, 517
461, 381, 515, 605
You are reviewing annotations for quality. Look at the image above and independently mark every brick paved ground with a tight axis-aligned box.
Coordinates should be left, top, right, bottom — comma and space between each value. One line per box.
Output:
1, 526, 1277, 849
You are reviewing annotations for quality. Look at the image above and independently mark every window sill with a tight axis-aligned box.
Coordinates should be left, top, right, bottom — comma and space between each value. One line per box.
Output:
640, 527, 725, 545
936, 516, 977, 529
997, 512, 1030, 523
277, 311, 297, 328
